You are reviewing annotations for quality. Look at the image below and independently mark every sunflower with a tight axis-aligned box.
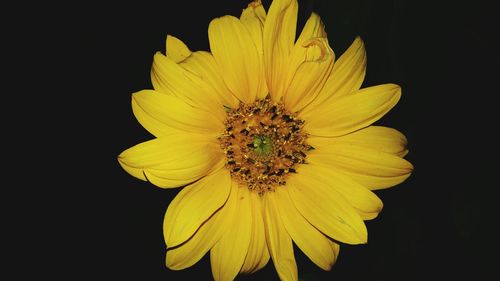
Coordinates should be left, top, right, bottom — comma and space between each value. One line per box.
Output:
118, 0, 413, 280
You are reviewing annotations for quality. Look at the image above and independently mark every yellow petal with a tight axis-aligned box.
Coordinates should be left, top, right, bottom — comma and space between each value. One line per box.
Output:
295, 164, 383, 220
301, 37, 366, 117
263, 192, 298, 281
337, 171, 411, 191
131, 95, 178, 137
179, 51, 239, 109
275, 187, 337, 270
211, 185, 252, 281
166, 179, 238, 270
119, 135, 213, 168
263, 0, 298, 101
132, 90, 223, 135
240, 0, 268, 100
163, 35, 238, 109
309, 126, 409, 157
118, 133, 223, 188
142, 172, 203, 190
304, 84, 401, 137
165, 35, 192, 63
287, 171, 368, 244
163, 169, 232, 248
151, 52, 225, 122
142, 154, 225, 189
308, 142, 413, 190
118, 159, 146, 181
208, 15, 262, 103
243, 0, 266, 23
329, 241, 340, 262
284, 13, 334, 112
241, 191, 270, 273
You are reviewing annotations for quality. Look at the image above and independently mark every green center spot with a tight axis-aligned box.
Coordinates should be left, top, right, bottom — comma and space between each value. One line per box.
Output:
252, 135, 273, 156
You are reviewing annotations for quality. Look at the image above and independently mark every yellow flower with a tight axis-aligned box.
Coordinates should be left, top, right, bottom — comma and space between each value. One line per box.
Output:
118, 0, 413, 280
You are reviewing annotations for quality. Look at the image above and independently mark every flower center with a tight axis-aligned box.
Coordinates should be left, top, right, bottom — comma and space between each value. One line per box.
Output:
252, 135, 273, 156
219, 96, 313, 195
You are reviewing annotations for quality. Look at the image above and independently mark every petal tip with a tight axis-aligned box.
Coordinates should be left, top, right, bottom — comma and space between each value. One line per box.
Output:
165, 34, 192, 63
389, 83, 402, 93
165, 251, 184, 271
248, 0, 262, 8
354, 36, 364, 44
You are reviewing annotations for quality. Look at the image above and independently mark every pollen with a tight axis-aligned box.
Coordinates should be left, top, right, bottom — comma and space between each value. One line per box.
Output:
219, 96, 313, 195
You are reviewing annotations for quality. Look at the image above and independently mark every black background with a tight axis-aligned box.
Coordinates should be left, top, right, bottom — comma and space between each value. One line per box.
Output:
10, 0, 496, 280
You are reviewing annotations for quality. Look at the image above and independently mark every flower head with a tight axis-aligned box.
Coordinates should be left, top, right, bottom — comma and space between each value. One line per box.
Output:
118, 0, 413, 280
